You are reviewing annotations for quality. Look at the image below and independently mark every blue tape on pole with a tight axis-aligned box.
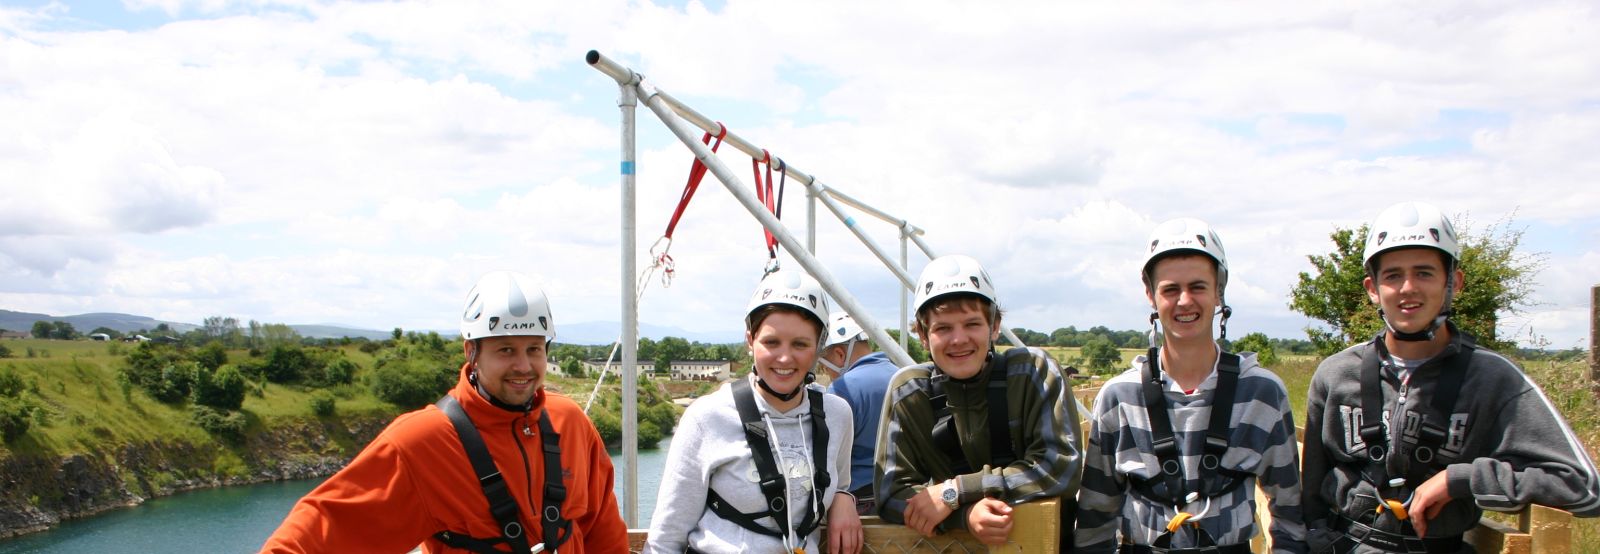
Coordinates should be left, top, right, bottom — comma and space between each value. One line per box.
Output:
845, 216, 857, 227
621, 161, 635, 175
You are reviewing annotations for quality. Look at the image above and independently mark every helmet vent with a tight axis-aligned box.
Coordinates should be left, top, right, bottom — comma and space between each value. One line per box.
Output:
507, 279, 529, 317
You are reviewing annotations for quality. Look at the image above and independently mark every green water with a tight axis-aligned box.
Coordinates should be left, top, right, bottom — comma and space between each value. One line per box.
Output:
0, 436, 673, 553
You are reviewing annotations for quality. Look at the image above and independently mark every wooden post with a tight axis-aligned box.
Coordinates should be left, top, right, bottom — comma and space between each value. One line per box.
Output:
1591, 285, 1599, 400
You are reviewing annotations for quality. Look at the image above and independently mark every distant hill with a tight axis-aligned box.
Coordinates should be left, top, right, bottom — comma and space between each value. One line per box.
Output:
0, 309, 199, 335
0, 309, 737, 344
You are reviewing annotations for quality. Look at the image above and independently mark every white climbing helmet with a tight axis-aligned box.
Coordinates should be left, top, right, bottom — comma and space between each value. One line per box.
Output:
823, 312, 867, 349
913, 255, 998, 316
460, 271, 554, 341
1362, 201, 1460, 272
1143, 218, 1228, 291
744, 268, 830, 333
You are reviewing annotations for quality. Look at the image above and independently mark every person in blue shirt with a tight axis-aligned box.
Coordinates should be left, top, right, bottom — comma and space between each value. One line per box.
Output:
821, 311, 900, 515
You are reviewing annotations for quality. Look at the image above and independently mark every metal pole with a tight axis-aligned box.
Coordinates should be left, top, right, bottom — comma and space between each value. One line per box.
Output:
900, 229, 910, 354
807, 180, 917, 288
616, 75, 641, 527
807, 187, 817, 254
635, 82, 915, 369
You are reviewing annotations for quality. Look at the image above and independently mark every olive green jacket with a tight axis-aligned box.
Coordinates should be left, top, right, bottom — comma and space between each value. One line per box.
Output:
874, 347, 1082, 532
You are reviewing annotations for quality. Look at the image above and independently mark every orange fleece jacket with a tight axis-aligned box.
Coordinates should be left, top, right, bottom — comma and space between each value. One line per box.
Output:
262, 364, 627, 553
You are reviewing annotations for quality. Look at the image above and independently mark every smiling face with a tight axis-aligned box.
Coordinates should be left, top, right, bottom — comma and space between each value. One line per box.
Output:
918, 300, 1000, 379
465, 334, 547, 406
1364, 247, 1461, 334
1146, 255, 1219, 345
746, 310, 823, 398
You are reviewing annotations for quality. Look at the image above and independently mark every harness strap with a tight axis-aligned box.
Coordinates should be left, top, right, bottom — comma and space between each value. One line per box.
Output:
1334, 514, 1463, 554
928, 349, 1020, 475
1357, 330, 1474, 497
537, 411, 571, 552
434, 395, 531, 554
712, 379, 830, 542
1118, 544, 1251, 554
1136, 349, 1247, 506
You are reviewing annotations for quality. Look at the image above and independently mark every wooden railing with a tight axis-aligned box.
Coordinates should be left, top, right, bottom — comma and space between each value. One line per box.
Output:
627, 498, 1061, 553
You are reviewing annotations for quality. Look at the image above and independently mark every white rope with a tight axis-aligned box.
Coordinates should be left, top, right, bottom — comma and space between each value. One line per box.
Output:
583, 252, 671, 414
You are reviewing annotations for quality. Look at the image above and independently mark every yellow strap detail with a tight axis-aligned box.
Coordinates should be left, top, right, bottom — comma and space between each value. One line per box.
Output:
1165, 512, 1194, 533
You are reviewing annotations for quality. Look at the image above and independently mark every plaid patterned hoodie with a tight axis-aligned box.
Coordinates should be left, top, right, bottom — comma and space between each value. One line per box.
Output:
1076, 347, 1307, 553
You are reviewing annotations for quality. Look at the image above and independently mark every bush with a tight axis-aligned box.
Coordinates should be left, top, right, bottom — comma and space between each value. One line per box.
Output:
193, 341, 228, 371
638, 420, 663, 449
262, 345, 314, 383
0, 343, 10, 358
358, 341, 383, 354
0, 367, 24, 397
190, 405, 246, 443
369, 359, 455, 409
310, 391, 336, 417
316, 358, 358, 387
0, 397, 34, 442
643, 402, 681, 434
193, 365, 248, 411
591, 409, 621, 445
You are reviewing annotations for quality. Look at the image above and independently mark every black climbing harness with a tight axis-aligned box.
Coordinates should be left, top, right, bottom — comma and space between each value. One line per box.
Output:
1129, 348, 1252, 553
704, 378, 831, 546
433, 395, 570, 554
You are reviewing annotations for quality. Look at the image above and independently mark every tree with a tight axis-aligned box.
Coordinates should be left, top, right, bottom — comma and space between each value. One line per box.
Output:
31, 320, 52, 340
1231, 332, 1279, 367
1078, 337, 1122, 374
1289, 215, 1542, 354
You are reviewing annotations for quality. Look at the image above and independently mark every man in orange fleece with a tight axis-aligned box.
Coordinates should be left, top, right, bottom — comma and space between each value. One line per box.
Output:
262, 271, 627, 553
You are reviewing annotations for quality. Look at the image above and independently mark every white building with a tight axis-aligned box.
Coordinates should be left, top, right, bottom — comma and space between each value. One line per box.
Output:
579, 359, 733, 381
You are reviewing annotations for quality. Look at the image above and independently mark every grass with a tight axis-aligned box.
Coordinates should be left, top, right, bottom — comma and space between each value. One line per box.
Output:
0, 339, 403, 464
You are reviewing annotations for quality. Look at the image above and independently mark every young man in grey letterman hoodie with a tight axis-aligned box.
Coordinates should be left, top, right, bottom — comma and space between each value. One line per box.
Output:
1301, 202, 1600, 553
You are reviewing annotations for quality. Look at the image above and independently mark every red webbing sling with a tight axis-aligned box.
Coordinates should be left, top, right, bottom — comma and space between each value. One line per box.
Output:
750, 150, 787, 269
651, 122, 727, 286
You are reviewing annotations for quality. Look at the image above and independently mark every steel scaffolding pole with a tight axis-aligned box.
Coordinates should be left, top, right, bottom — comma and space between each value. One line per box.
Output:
613, 67, 642, 527
587, 48, 1025, 366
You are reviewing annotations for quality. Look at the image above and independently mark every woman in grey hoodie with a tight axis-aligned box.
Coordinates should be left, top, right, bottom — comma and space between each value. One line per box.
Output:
645, 269, 862, 554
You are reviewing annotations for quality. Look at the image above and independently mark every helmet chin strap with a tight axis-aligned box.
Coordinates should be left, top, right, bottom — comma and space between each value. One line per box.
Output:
755, 367, 814, 402
1379, 269, 1456, 342
818, 341, 859, 376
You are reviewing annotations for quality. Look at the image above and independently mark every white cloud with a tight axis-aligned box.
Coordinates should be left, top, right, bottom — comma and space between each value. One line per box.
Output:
0, 1, 1596, 350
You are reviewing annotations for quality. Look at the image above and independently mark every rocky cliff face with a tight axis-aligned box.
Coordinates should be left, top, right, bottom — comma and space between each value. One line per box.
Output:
0, 414, 392, 539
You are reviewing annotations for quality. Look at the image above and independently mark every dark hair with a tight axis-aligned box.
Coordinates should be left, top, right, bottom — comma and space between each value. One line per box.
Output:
913, 293, 1002, 337
746, 305, 825, 337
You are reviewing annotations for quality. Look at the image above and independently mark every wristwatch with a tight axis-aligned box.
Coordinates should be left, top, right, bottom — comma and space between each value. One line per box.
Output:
940, 479, 960, 511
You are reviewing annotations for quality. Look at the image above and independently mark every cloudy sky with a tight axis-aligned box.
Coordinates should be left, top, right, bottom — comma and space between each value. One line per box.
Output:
2, 0, 1596, 349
